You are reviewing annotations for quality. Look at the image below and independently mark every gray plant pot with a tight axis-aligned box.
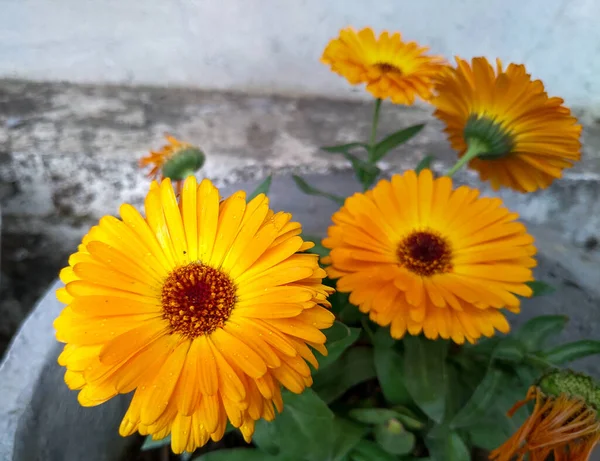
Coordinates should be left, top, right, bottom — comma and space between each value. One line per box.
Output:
1, 173, 599, 461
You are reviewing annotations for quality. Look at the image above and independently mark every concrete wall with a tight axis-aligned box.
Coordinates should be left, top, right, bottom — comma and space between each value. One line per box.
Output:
2, 0, 600, 110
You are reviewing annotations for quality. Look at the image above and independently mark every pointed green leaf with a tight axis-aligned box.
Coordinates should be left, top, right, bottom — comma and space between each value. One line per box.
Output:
526, 280, 556, 297
253, 419, 281, 455
339, 302, 365, 324
542, 340, 600, 365
319, 321, 361, 369
515, 315, 569, 351
327, 417, 367, 461
374, 346, 412, 406
252, 389, 334, 461
468, 423, 512, 451
415, 155, 435, 174
373, 327, 395, 348
374, 421, 415, 455
450, 368, 502, 429
141, 434, 171, 451
403, 336, 448, 423
350, 440, 397, 461
248, 175, 273, 201
426, 431, 470, 461
292, 175, 345, 205
372, 124, 425, 162
492, 338, 526, 362
341, 151, 381, 190
322, 142, 368, 154
313, 346, 376, 403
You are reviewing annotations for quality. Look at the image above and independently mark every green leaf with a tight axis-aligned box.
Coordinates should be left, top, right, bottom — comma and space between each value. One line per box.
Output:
468, 423, 511, 451
526, 280, 556, 297
403, 336, 448, 423
390, 406, 427, 430
292, 175, 345, 205
450, 368, 502, 429
339, 303, 365, 324
426, 431, 470, 461
342, 151, 381, 190
349, 408, 402, 425
374, 346, 413, 406
372, 124, 425, 162
313, 346, 376, 403
254, 394, 364, 461
516, 315, 569, 351
349, 440, 397, 461
254, 389, 335, 461
415, 155, 435, 174
248, 175, 273, 201
322, 142, 368, 154
319, 321, 361, 369
326, 418, 367, 461
374, 421, 415, 455
141, 434, 171, 451
542, 340, 600, 365
253, 419, 281, 455
492, 338, 525, 362
195, 448, 292, 461
372, 327, 395, 348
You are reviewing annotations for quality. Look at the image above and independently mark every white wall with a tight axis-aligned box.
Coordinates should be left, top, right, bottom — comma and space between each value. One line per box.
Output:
2, 0, 599, 109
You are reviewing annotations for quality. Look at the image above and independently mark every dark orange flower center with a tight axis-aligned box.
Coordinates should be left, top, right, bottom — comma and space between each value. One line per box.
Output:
375, 62, 403, 75
161, 262, 236, 337
397, 230, 453, 276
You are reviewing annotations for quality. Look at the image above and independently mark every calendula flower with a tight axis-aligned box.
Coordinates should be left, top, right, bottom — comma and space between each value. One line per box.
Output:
139, 135, 205, 193
54, 177, 334, 454
321, 27, 446, 105
322, 169, 536, 344
432, 57, 582, 193
491, 370, 600, 461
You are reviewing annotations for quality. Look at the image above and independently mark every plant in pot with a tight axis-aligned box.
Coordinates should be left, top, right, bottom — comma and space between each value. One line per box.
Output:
51, 26, 600, 461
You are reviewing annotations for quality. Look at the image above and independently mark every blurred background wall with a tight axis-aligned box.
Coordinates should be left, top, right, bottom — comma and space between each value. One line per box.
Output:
2, 0, 600, 111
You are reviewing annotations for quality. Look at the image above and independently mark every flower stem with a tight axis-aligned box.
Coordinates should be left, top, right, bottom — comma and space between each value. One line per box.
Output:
368, 98, 382, 163
445, 138, 487, 177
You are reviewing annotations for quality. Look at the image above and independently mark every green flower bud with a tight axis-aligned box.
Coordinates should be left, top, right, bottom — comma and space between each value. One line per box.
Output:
539, 369, 600, 412
162, 147, 205, 181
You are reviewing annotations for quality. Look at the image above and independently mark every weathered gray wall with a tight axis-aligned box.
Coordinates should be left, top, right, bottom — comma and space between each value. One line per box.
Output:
2, 0, 600, 113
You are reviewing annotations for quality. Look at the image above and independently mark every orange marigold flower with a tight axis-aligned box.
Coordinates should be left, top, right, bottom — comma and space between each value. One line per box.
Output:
322, 169, 537, 344
490, 370, 600, 461
139, 135, 205, 193
432, 57, 582, 193
54, 177, 334, 454
321, 27, 446, 105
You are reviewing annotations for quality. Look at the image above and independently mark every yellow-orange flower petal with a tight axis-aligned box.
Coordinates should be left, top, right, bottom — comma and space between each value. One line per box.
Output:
432, 57, 582, 193
54, 177, 333, 454
321, 27, 446, 105
323, 169, 537, 344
